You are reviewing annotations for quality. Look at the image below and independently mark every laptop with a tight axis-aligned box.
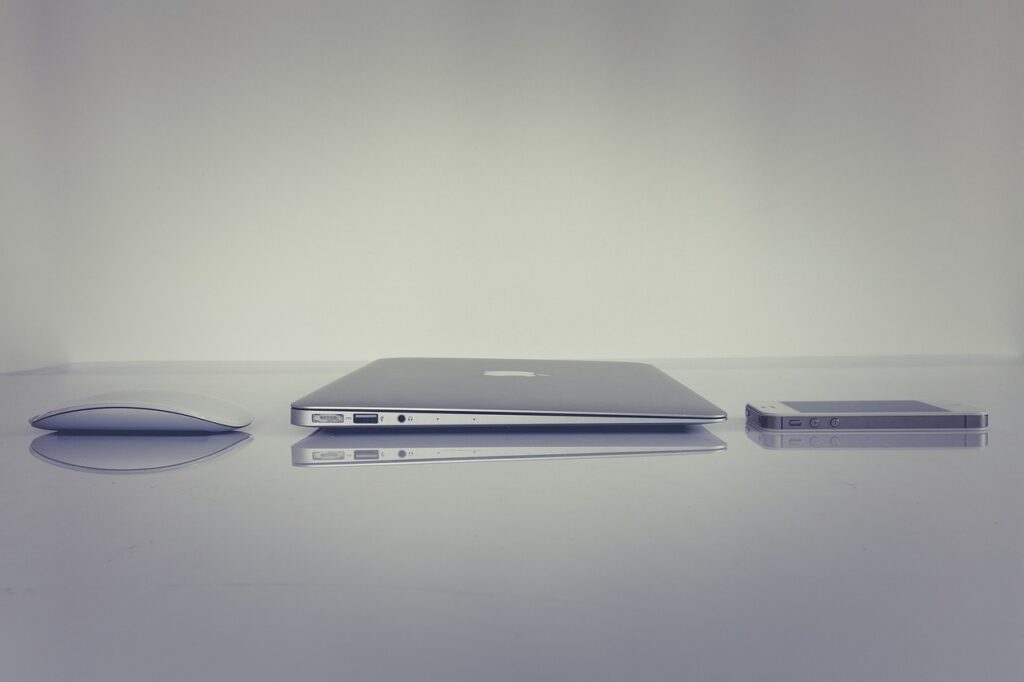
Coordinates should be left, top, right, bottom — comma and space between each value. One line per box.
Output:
290, 358, 726, 428
292, 425, 726, 465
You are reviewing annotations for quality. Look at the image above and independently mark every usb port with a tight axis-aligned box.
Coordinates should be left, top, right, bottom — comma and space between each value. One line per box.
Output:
353, 449, 380, 460
353, 413, 379, 424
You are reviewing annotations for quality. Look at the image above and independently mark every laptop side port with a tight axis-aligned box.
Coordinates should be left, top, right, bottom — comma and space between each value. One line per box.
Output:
353, 413, 380, 424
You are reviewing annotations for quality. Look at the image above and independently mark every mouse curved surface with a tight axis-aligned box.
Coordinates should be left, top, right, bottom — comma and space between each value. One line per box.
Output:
29, 390, 253, 432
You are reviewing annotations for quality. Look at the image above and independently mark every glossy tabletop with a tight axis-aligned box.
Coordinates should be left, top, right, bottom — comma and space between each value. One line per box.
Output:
2, 359, 1021, 681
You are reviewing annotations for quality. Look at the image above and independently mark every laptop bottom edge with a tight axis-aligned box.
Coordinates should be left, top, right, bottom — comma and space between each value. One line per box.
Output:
291, 408, 724, 428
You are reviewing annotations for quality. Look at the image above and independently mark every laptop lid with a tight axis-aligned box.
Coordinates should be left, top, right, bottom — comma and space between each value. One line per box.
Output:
291, 358, 727, 428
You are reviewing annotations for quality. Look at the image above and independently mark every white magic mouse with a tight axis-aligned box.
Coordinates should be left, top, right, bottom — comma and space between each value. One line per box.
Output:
29, 390, 253, 433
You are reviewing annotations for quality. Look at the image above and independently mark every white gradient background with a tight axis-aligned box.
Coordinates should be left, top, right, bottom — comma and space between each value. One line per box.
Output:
2, 1, 1022, 372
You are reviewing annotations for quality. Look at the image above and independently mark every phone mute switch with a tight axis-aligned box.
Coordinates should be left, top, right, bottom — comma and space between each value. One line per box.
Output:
788, 419, 803, 427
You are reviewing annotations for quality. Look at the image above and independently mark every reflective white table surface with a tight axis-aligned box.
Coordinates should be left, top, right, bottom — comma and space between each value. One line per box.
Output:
2, 359, 1021, 682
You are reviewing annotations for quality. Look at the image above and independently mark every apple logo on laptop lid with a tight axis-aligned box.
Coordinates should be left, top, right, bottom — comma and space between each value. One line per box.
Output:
483, 370, 551, 378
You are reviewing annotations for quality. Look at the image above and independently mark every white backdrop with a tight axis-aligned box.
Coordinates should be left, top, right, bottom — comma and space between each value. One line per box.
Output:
3, 1, 1022, 372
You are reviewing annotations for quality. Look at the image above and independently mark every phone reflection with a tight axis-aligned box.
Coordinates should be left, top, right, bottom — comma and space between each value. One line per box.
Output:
30, 431, 251, 473
292, 426, 726, 466
745, 423, 988, 450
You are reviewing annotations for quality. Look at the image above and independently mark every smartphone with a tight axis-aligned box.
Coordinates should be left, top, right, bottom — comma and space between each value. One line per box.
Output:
745, 400, 987, 430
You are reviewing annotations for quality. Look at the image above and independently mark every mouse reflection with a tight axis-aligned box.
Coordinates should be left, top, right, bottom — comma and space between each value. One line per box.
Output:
30, 432, 251, 473
745, 423, 988, 450
292, 426, 726, 466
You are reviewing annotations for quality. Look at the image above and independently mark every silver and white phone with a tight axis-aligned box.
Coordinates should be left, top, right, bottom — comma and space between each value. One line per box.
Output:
745, 400, 988, 430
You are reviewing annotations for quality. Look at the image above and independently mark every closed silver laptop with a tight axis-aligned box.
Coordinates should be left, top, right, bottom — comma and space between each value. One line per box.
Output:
290, 358, 726, 428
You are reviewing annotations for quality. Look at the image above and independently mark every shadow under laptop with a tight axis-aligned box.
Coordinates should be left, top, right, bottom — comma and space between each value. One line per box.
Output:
291, 425, 726, 466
